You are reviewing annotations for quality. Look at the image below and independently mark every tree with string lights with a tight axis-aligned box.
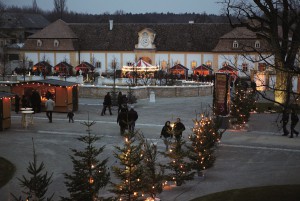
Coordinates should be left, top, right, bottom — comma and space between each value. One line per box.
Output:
61, 118, 110, 201
138, 134, 163, 201
161, 139, 195, 187
230, 80, 256, 128
186, 113, 224, 176
11, 138, 54, 201
110, 131, 144, 201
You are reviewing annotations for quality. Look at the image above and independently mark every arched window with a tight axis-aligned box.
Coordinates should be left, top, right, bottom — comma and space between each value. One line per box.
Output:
255, 40, 260, 48
54, 39, 59, 47
37, 39, 42, 47
233, 40, 238, 48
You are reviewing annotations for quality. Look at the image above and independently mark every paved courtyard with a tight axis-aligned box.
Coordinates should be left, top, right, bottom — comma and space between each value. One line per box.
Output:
1, 95, 300, 201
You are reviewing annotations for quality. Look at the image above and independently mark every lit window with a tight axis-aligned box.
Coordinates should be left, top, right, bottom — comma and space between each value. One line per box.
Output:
54, 39, 59, 47
258, 63, 266, 71
95, 61, 101, 68
206, 60, 212, 66
255, 40, 260, 48
37, 39, 42, 47
191, 61, 197, 69
233, 40, 238, 48
161, 60, 167, 70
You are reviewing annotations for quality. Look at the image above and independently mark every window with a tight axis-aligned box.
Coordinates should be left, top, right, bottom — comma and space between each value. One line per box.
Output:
191, 61, 197, 69
37, 39, 42, 47
255, 40, 260, 48
95, 61, 101, 68
258, 63, 266, 72
233, 40, 239, 48
54, 39, 59, 47
161, 60, 167, 70
206, 60, 212, 66
242, 63, 248, 72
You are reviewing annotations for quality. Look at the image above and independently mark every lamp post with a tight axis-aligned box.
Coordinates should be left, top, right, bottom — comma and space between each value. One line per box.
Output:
111, 59, 117, 106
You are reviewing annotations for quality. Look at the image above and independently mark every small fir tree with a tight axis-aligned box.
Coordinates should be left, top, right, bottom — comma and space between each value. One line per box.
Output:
138, 134, 163, 200
61, 118, 110, 201
230, 81, 255, 127
186, 113, 224, 176
127, 86, 137, 104
110, 131, 144, 201
11, 138, 54, 201
161, 139, 195, 186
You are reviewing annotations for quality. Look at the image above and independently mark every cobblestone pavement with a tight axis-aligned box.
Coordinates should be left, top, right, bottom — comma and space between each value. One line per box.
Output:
0, 96, 300, 201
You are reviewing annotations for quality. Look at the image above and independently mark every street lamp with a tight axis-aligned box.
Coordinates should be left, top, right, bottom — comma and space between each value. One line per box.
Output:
111, 59, 118, 106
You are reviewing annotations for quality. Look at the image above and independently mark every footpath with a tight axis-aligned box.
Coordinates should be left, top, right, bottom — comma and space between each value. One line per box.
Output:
0, 96, 300, 201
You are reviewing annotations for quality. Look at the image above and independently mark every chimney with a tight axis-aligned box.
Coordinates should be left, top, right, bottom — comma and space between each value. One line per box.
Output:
109, 20, 113, 30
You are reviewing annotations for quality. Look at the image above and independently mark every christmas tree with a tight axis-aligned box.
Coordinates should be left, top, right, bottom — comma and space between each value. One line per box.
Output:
161, 139, 195, 186
127, 86, 137, 104
186, 113, 224, 176
110, 131, 144, 201
230, 80, 255, 128
138, 134, 163, 200
62, 118, 110, 201
11, 138, 54, 201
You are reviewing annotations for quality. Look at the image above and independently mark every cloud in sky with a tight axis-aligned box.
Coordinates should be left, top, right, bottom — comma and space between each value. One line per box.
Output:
3, 0, 224, 15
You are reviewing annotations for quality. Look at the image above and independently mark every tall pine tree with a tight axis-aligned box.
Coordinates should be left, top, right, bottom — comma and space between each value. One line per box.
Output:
11, 138, 54, 201
110, 131, 144, 201
62, 119, 110, 201
186, 113, 224, 176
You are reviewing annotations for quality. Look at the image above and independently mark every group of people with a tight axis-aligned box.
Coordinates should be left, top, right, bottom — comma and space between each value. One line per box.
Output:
160, 118, 185, 150
281, 108, 299, 138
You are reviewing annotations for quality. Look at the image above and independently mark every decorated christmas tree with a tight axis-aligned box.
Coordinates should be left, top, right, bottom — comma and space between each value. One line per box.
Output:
11, 138, 54, 201
186, 113, 224, 176
110, 131, 144, 201
138, 134, 163, 200
161, 139, 195, 186
230, 80, 256, 128
62, 118, 110, 201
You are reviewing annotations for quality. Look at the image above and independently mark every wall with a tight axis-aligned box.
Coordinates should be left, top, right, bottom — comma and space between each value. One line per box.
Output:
78, 85, 213, 99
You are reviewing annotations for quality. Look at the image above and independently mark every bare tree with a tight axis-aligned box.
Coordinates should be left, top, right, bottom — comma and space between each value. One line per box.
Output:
53, 0, 68, 19
32, 0, 38, 13
223, 0, 300, 111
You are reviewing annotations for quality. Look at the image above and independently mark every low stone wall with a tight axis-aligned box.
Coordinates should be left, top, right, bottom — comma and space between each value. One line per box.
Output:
78, 84, 213, 99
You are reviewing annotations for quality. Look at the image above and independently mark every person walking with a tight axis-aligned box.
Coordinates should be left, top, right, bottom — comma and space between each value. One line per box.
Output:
173, 118, 185, 142
45, 96, 55, 123
14, 94, 20, 114
160, 121, 173, 151
117, 108, 128, 135
101, 92, 112, 116
281, 109, 289, 136
290, 108, 299, 138
67, 110, 75, 123
128, 107, 138, 132
117, 91, 123, 114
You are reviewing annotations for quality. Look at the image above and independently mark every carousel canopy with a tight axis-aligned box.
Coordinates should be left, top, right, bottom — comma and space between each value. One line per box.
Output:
122, 58, 158, 72
75, 62, 95, 72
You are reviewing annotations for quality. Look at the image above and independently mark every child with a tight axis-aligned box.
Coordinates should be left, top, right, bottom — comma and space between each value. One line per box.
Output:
67, 110, 74, 123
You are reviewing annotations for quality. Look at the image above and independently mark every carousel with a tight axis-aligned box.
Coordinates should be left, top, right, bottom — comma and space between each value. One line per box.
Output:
122, 58, 159, 78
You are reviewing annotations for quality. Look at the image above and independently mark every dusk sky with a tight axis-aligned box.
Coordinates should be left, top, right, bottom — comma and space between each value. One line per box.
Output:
3, 0, 224, 15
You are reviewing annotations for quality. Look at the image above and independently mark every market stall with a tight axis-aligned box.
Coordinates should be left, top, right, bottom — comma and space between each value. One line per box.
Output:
193, 64, 213, 76
218, 64, 238, 78
75, 62, 95, 76
53, 62, 74, 76
169, 64, 189, 79
0, 92, 15, 131
32, 61, 52, 76
10, 79, 78, 112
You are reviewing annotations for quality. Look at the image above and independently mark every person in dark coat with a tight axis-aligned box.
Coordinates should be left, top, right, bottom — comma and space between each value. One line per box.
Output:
31, 90, 41, 113
14, 95, 20, 114
21, 95, 29, 108
160, 121, 173, 151
281, 109, 289, 136
117, 91, 123, 114
128, 107, 138, 132
290, 109, 299, 138
117, 108, 128, 135
173, 118, 185, 142
67, 110, 75, 123
101, 92, 112, 116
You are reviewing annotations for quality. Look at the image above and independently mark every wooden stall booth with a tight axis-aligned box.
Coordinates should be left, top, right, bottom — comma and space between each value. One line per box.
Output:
218, 64, 238, 78
194, 64, 213, 76
169, 64, 189, 79
75, 62, 95, 76
53, 62, 74, 76
0, 92, 15, 131
10, 79, 78, 113
32, 61, 52, 76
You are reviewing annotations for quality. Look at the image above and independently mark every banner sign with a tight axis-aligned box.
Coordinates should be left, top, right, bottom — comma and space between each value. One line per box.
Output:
214, 73, 230, 116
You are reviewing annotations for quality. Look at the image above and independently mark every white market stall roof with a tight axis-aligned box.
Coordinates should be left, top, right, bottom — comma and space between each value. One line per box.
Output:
122, 59, 159, 72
